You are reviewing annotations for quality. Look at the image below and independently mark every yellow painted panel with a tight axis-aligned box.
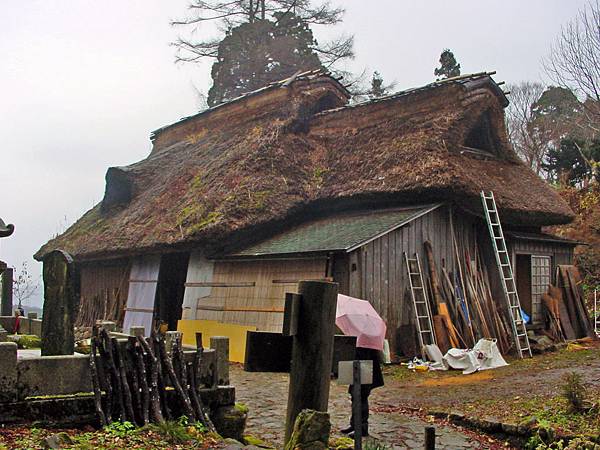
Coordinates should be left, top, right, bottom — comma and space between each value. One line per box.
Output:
177, 319, 256, 363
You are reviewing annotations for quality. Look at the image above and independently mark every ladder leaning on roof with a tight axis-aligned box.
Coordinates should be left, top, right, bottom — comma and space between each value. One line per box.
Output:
481, 191, 532, 358
404, 252, 437, 355
594, 288, 600, 338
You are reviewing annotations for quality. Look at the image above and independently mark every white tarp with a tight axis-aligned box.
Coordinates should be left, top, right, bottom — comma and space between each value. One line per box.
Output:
181, 252, 215, 320
122, 255, 161, 337
424, 344, 449, 370
444, 338, 509, 374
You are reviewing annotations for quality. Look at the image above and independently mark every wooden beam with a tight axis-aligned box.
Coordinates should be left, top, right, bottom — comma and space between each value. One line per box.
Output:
284, 280, 338, 444
185, 281, 255, 288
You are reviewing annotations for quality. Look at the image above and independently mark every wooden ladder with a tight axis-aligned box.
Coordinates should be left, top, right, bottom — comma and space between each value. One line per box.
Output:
481, 191, 532, 358
404, 252, 437, 355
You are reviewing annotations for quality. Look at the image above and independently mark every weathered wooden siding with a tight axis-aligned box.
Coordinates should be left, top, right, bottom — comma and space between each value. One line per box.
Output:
195, 258, 327, 332
77, 259, 131, 327
347, 205, 479, 352
507, 238, 575, 324
509, 239, 574, 276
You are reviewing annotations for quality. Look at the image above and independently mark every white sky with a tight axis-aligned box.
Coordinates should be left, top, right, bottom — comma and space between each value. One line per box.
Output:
0, 0, 588, 306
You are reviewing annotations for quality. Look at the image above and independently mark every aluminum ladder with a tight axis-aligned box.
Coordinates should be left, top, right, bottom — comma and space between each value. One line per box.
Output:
594, 288, 600, 338
481, 191, 532, 358
404, 252, 437, 354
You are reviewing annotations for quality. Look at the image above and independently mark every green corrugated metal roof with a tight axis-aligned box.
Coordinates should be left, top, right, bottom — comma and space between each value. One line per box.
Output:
230, 205, 439, 257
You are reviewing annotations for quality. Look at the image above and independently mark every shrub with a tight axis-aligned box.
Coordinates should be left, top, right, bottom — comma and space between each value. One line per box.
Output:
562, 372, 587, 412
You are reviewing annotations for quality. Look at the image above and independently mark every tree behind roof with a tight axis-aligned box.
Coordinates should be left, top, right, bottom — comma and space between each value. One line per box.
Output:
543, 0, 600, 132
207, 12, 323, 105
434, 49, 461, 80
543, 137, 600, 186
173, 0, 354, 106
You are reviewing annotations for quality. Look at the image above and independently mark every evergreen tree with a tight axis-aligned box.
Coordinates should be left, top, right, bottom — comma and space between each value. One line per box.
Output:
173, 1, 354, 106
369, 71, 387, 99
434, 49, 461, 80
543, 137, 600, 186
208, 12, 322, 105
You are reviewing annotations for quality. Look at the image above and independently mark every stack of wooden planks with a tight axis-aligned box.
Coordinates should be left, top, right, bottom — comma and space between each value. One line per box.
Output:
423, 240, 511, 354
550, 265, 596, 340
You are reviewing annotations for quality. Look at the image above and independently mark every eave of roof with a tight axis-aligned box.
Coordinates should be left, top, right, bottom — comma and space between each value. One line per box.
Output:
506, 231, 585, 246
225, 204, 441, 258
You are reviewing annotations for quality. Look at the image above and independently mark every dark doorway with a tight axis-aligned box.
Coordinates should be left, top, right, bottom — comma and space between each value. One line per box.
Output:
156, 252, 190, 331
515, 254, 532, 320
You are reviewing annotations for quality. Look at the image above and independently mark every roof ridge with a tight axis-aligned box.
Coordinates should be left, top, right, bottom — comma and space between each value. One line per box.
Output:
315, 71, 503, 116
150, 69, 348, 140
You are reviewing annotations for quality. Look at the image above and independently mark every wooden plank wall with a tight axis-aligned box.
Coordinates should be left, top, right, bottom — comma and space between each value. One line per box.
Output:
346, 206, 479, 352
195, 258, 327, 332
77, 259, 131, 327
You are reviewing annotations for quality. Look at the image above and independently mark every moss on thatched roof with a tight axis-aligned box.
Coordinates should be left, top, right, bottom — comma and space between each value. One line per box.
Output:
35, 71, 574, 261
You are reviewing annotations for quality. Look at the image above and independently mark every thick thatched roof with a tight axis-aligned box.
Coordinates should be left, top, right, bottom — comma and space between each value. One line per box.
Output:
36, 71, 574, 261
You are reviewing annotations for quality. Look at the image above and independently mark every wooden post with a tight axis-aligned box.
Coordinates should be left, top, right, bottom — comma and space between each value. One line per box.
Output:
352, 360, 362, 450
284, 280, 338, 444
424, 426, 436, 450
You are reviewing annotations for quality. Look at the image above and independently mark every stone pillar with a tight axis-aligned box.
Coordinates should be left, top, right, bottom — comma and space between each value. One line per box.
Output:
165, 331, 183, 354
210, 336, 230, 386
97, 320, 116, 332
129, 326, 145, 337
0, 342, 18, 402
29, 319, 42, 338
41, 250, 78, 356
1, 267, 13, 317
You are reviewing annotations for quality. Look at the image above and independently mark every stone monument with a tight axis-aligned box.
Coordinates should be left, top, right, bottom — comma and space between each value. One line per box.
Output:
41, 250, 78, 356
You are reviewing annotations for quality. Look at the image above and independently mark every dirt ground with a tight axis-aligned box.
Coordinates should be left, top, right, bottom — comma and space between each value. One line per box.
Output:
383, 339, 600, 437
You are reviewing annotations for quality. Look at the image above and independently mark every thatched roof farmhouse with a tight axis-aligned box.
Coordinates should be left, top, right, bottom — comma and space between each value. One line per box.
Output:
36, 71, 579, 358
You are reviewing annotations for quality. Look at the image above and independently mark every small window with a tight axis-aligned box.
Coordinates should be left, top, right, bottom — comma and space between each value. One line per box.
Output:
463, 111, 497, 154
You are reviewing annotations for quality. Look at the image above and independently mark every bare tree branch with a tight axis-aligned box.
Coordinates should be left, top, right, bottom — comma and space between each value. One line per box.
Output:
313, 34, 354, 68
505, 82, 546, 174
12, 262, 39, 308
172, 0, 350, 65
543, 0, 600, 128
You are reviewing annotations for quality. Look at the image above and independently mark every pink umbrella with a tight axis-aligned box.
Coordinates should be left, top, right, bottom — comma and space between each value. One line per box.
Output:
336, 294, 387, 350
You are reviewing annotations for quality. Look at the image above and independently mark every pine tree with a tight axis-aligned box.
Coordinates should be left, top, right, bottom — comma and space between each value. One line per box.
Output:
434, 49, 461, 80
369, 71, 386, 99
173, 1, 354, 106
543, 137, 600, 186
207, 13, 323, 105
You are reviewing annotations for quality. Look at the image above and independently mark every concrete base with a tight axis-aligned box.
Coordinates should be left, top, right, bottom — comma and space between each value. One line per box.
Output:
0, 386, 236, 427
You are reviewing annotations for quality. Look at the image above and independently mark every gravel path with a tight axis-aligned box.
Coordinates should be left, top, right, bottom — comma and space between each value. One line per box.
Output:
230, 364, 498, 449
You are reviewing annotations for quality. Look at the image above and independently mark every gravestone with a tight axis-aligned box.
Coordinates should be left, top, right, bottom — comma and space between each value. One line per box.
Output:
41, 250, 78, 356
1, 264, 13, 317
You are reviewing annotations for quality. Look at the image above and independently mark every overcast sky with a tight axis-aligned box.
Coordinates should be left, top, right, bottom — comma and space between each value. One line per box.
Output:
0, 0, 588, 307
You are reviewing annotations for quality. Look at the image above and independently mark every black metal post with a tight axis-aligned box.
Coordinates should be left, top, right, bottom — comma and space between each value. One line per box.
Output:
352, 360, 362, 450
425, 426, 436, 450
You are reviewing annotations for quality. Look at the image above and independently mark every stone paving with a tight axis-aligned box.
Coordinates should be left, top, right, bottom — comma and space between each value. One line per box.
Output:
230, 364, 493, 449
